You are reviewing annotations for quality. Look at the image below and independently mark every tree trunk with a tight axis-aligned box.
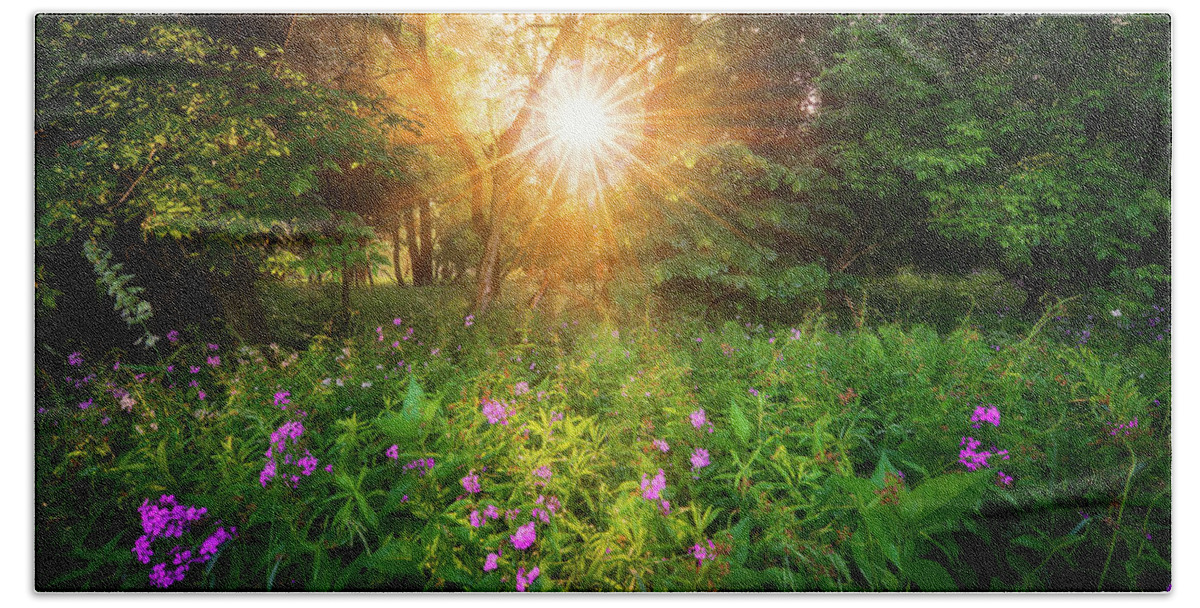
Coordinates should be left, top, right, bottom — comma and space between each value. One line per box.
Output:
414, 198, 434, 286
392, 226, 404, 286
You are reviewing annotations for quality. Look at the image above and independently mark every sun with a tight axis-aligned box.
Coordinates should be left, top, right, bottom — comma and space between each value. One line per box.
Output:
545, 92, 616, 157
532, 68, 641, 199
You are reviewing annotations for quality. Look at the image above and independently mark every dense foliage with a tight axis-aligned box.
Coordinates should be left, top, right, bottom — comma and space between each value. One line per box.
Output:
36, 292, 1170, 591
34, 13, 1170, 593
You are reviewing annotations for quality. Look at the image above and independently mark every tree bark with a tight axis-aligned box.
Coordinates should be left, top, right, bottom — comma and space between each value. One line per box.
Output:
473, 16, 580, 315
392, 226, 404, 286
414, 197, 434, 286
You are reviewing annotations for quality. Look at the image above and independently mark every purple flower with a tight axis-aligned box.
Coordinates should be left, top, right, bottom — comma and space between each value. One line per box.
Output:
690, 448, 710, 471
484, 504, 500, 520
515, 565, 540, 591
274, 391, 291, 406
78, 398, 92, 410
996, 471, 1014, 486
511, 521, 536, 550
260, 459, 277, 487
652, 439, 670, 452
67, 352, 83, 366
197, 390, 206, 401
189, 366, 200, 374
690, 410, 707, 429
748, 387, 759, 398
207, 356, 220, 367
386, 444, 399, 460
464, 314, 475, 327
513, 381, 530, 396
640, 469, 666, 501
690, 539, 717, 566
970, 405, 1001, 429
481, 398, 514, 425
166, 330, 179, 343
483, 552, 499, 572
532, 506, 550, 523
462, 473, 482, 494
297, 451, 319, 476
533, 465, 552, 480
469, 510, 483, 528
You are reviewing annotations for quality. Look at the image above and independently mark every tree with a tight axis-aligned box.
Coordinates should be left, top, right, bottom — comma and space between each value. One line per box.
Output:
35, 15, 412, 350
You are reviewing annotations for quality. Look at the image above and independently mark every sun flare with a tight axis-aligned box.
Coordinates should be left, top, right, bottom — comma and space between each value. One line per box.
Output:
545, 93, 616, 156
531, 68, 642, 201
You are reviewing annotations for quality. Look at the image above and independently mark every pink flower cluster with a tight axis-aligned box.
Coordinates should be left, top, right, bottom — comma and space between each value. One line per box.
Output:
515, 565, 540, 591
1109, 416, 1139, 436
689, 539, 717, 567
403, 457, 435, 476
261, 421, 320, 488
462, 473, 482, 494
511, 521, 537, 550
482, 397, 515, 425
970, 405, 1001, 429
131, 495, 235, 588
958, 437, 1010, 471
690, 410, 715, 434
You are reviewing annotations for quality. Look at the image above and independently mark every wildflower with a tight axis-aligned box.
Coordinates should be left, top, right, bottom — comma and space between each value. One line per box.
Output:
470, 510, 483, 528
101, 417, 111, 425
652, 439, 670, 452
970, 405, 1001, 429
532, 507, 550, 523
659, 500, 670, 515
513, 381, 530, 396
208, 343, 219, 351
748, 387, 759, 397
511, 521, 537, 550
260, 460, 277, 487
484, 504, 500, 520
361, 381, 372, 389
533, 465, 552, 481
690, 539, 717, 567
462, 473, 482, 494
996, 471, 1014, 486
515, 565, 540, 591
483, 552, 499, 572
297, 451, 319, 476
464, 314, 474, 327
78, 398, 92, 410
481, 398, 514, 425
274, 391, 290, 406
690, 448, 710, 471
166, 330, 179, 343
207, 356, 220, 367
67, 352, 83, 366
386, 445, 399, 460
640, 469, 666, 501
1111, 309, 1122, 318
197, 391, 206, 401
324, 464, 333, 473
690, 410, 707, 429
189, 366, 200, 374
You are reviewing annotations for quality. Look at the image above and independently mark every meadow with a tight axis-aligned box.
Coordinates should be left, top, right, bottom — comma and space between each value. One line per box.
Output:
35, 285, 1171, 591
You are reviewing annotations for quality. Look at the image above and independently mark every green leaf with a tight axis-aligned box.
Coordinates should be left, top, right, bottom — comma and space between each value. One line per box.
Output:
908, 558, 957, 591
729, 399, 752, 444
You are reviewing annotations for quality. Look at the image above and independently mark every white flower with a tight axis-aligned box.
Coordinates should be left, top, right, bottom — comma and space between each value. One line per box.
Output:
1111, 309, 1122, 317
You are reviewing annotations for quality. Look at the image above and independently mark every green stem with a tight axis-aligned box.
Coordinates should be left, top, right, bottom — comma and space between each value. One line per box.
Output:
1097, 443, 1137, 591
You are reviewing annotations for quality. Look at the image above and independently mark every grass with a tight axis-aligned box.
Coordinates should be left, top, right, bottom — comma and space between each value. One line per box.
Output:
34, 282, 1171, 591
